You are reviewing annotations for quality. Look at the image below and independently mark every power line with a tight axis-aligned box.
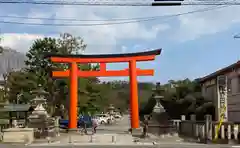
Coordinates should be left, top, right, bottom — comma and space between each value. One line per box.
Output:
0, 0, 162, 6
0, 5, 222, 22
182, 1, 240, 5
0, 6, 228, 26
0, 0, 240, 6
0, 14, 175, 22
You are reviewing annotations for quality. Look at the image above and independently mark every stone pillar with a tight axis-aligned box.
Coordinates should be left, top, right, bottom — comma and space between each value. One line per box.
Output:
55, 116, 60, 136
190, 114, 196, 121
179, 115, 186, 135
190, 114, 196, 138
205, 115, 212, 143
181, 115, 186, 121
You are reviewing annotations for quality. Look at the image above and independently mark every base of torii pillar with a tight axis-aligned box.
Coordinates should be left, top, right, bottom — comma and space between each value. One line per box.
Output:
131, 128, 142, 136
67, 128, 79, 133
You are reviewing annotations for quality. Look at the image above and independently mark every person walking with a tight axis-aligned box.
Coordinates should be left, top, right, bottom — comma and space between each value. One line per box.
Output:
143, 116, 149, 138
83, 120, 87, 134
92, 117, 98, 134
80, 116, 87, 134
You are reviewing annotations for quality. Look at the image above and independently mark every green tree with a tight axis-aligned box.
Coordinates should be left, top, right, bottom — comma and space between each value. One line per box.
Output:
25, 33, 89, 114
6, 71, 38, 103
6, 33, 100, 115
140, 79, 214, 120
0, 88, 4, 102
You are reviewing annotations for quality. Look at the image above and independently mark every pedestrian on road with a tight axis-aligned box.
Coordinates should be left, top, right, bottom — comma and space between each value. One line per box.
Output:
92, 117, 98, 134
143, 115, 149, 138
80, 117, 87, 134
83, 120, 87, 134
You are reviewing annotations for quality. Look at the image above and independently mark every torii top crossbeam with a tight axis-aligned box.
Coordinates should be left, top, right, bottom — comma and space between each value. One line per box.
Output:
47, 49, 161, 78
46, 49, 161, 63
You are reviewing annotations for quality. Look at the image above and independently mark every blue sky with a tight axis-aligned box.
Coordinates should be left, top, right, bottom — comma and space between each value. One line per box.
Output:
0, 2, 240, 83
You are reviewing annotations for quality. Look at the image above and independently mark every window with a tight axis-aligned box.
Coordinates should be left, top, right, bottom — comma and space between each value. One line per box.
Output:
238, 76, 240, 92
227, 78, 232, 93
205, 85, 215, 100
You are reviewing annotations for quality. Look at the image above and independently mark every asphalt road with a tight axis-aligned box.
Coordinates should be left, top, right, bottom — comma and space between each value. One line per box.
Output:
27, 145, 157, 148
0, 142, 239, 148
96, 115, 130, 134
6, 143, 238, 148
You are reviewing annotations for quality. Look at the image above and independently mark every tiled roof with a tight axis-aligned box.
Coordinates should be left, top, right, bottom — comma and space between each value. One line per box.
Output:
199, 61, 240, 83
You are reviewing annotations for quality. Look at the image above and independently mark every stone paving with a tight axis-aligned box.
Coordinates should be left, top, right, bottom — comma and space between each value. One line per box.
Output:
28, 115, 137, 146
28, 114, 188, 146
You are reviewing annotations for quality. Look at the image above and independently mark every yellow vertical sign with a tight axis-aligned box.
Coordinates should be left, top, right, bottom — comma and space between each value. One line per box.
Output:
214, 104, 226, 141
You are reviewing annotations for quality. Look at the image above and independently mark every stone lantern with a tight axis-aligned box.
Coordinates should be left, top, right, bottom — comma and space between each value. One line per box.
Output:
107, 104, 115, 123
28, 85, 57, 139
30, 85, 49, 108
152, 82, 165, 113
28, 85, 50, 123
151, 82, 170, 128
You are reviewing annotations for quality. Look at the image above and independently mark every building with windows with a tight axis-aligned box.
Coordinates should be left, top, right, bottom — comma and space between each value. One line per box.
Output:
199, 61, 240, 122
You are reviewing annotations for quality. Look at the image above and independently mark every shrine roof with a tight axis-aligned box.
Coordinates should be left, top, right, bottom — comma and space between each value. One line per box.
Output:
45, 49, 161, 58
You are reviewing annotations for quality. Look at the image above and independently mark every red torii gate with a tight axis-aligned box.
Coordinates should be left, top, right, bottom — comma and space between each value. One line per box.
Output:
47, 49, 161, 131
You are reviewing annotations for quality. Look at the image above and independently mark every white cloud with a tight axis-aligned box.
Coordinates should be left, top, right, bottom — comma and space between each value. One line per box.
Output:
39, 5, 240, 44
121, 46, 127, 53
0, 33, 44, 52
50, 6, 167, 54
0, 5, 171, 53
153, 24, 170, 32
1, 2, 240, 53
173, 6, 240, 42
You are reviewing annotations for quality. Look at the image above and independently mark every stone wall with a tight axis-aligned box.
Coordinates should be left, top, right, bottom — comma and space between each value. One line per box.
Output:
2, 128, 34, 144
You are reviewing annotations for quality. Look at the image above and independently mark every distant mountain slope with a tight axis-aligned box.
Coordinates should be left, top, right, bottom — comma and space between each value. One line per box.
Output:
0, 47, 26, 79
